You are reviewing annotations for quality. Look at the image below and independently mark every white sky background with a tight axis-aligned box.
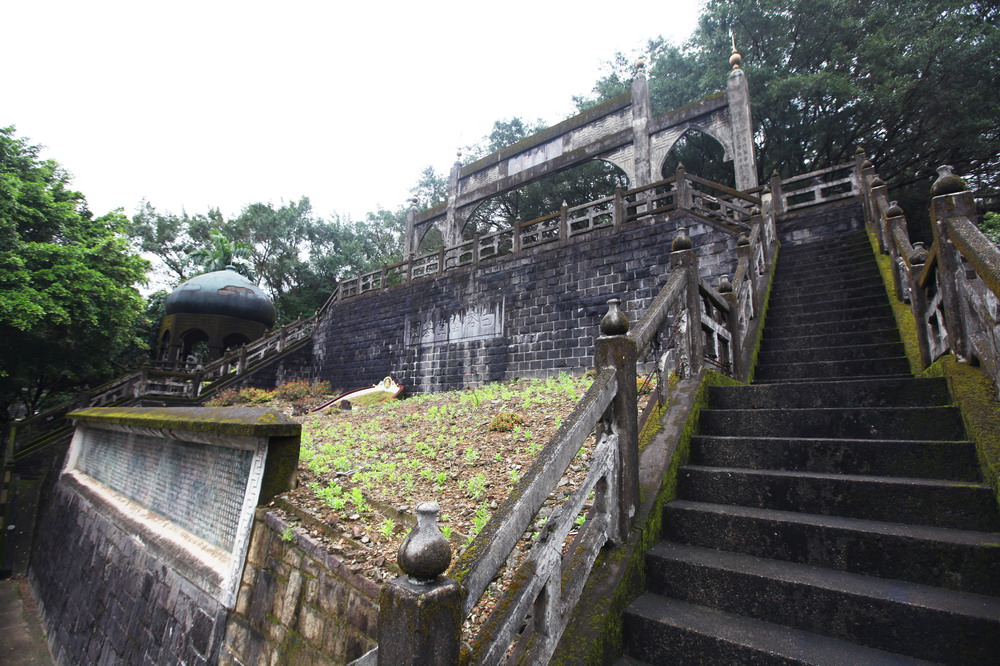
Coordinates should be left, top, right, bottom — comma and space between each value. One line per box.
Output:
6, 0, 702, 223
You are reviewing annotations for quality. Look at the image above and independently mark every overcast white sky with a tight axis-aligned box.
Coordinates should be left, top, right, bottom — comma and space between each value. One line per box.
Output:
7, 1, 702, 222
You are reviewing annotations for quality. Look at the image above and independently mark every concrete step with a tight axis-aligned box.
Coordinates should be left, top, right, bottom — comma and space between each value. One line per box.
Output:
623, 594, 931, 666
767, 293, 890, 317
765, 303, 895, 327
677, 465, 1000, 531
689, 435, 980, 480
774, 255, 877, 281
642, 542, 1000, 664
760, 327, 900, 352
762, 315, 899, 339
663, 500, 1000, 595
757, 341, 906, 365
754, 356, 912, 380
772, 265, 881, 290
768, 277, 887, 307
698, 405, 965, 440
709, 377, 951, 409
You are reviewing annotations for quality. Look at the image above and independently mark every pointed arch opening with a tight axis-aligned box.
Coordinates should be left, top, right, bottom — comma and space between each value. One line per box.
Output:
660, 129, 735, 189
462, 159, 629, 240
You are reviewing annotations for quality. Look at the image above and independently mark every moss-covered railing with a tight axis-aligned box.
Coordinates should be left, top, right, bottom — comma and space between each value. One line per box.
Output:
858, 156, 1000, 393
858, 154, 1000, 499
361, 196, 779, 666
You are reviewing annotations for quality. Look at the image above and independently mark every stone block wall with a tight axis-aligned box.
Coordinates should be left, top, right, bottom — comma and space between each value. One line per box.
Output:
314, 213, 740, 394
228, 342, 315, 392
222, 511, 378, 665
29, 479, 228, 665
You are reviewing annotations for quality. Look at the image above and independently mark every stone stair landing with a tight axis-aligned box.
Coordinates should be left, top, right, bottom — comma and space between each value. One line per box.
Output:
621, 231, 1000, 665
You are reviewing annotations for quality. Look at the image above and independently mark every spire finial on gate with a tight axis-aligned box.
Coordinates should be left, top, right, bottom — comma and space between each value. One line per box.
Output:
729, 30, 742, 70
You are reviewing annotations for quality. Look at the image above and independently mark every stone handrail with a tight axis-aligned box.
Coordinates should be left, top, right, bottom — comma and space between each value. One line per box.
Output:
778, 161, 858, 213
332, 167, 769, 306
859, 155, 1000, 391
369, 192, 779, 665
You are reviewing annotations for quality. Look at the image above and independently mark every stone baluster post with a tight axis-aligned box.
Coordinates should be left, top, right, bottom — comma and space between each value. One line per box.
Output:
884, 202, 907, 301
717, 278, 742, 380
472, 233, 481, 264
906, 242, 933, 368
613, 187, 625, 229
675, 164, 691, 210
404, 197, 418, 256
594, 299, 639, 544
929, 166, 974, 361
513, 217, 523, 253
377, 502, 462, 666
559, 200, 569, 239
769, 169, 784, 217
669, 230, 704, 377
437, 246, 446, 274
238, 346, 248, 374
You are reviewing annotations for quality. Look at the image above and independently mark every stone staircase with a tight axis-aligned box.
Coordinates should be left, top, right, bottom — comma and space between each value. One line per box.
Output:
620, 231, 1000, 664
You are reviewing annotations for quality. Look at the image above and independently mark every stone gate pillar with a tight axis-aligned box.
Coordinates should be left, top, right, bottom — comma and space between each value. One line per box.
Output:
443, 153, 463, 247
726, 47, 759, 191
631, 56, 653, 187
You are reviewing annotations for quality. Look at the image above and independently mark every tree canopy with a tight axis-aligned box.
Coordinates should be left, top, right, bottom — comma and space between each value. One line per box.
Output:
0, 126, 149, 418
577, 0, 1000, 233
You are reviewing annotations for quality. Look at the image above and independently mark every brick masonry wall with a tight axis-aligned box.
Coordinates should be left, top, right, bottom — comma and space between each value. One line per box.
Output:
222, 511, 378, 666
777, 199, 864, 246
314, 213, 741, 394
29, 481, 227, 665
227, 342, 315, 391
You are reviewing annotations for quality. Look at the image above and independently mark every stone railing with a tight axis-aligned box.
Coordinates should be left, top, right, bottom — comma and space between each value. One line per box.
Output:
329, 167, 761, 307
772, 161, 859, 213
860, 156, 1000, 391
362, 200, 778, 665
8, 315, 317, 462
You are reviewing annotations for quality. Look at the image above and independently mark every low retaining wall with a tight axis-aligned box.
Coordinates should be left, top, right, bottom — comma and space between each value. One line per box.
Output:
221, 511, 379, 665
28, 407, 299, 665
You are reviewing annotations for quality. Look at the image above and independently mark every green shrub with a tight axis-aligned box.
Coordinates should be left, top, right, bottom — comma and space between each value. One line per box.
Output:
272, 379, 331, 402
489, 411, 525, 432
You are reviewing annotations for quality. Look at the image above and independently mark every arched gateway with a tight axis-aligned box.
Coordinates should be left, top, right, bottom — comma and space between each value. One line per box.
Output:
405, 52, 758, 252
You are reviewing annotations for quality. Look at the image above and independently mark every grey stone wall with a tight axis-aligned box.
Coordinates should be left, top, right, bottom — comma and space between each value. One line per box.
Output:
777, 199, 864, 245
221, 511, 378, 666
227, 342, 315, 392
314, 213, 740, 394
29, 479, 228, 665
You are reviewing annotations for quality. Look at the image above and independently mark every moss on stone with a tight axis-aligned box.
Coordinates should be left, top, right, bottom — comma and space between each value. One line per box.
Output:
67, 406, 300, 437
548, 371, 729, 665
921, 355, 1000, 503
866, 226, 923, 374
745, 244, 779, 384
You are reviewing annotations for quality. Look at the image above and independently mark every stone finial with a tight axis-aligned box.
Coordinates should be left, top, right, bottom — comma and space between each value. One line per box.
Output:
672, 229, 693, 251
886, 200, 904, 217
750, 205, 761, 216
600, 298, 630, 336
910, 241, 929, 264
397, 502, 451, 584
861, 159, 873, 170
729, 32, 742, 70
762, 184, 771, 194
718, 277, 733, 293
409, 196, 419, 209
931, 165, 967, 197
855, 146, 866, 155
737, 233, 750, 247
455, 149, 463, 166
635, 54, 647, 75
871, 176, 885, 188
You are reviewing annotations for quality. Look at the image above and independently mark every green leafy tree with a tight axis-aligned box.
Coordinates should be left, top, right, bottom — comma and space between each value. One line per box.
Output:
0, 127, 149, 418
127, 201, 219, 283
579, 0, 1000, 238
188, 228, 254, 278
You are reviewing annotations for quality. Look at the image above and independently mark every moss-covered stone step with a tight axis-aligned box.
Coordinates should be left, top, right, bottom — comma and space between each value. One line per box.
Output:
663, 500, 1000, 596
622, 594, 929, 666
759, 327, 900, 352
773, 254, 878, 280
765, 303, 895, 328
761, 315, 899, 339
757, 341, 906, 365
767, 277, 887, 307
699, 405, 965, 440
677, 465, 999, 531
641, 542, 1000, 664
690, 435, 980, 479
767, 293, 889, 317
709, 377, 951, 409
770, 264, 881, 290
754, 356, 911, 381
